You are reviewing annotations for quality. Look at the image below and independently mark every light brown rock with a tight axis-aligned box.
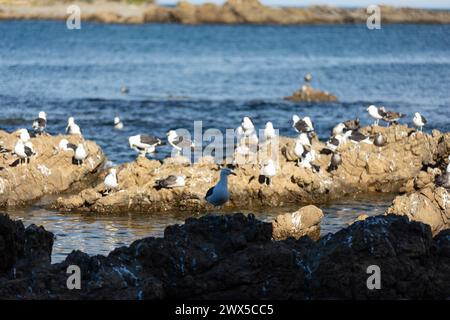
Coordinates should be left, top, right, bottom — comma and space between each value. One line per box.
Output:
0, 130, 105, 207
272, 205, 324, 240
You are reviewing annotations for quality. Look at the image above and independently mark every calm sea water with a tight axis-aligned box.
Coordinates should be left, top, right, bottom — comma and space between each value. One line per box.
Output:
1, 21, 449, 261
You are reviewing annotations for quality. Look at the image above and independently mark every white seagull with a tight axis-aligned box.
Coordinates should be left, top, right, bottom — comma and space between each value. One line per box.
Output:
74, 144, 87, 165
66, 117, 82, 135
58, 139, 77, 152
413, 112, 427, 132
32, 111, 47, 135
205, 168, 236, 207
129, 134, 162, 157
167, 130, 195, 155
367, 105, 383, 126
103, 168, 119, 194
114, 116, 124, 130
14, 139, 35, 165
263, 121, 276, 141
292, 115, 314, 133
294, 139, 305, 166
261, 159, 277, 185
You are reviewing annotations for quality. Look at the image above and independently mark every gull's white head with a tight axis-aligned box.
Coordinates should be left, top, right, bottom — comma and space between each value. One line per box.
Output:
68, 117, 75, 125
110, 168, 117, 175
114, 116, 121, 124
166, 130, 177, 139
59, 139, 69, 150
292, 114, 300, 123
38, 111, 47, 120
265, 121, 274, 129
128, 135, 140, 148
333, 123, 346, 135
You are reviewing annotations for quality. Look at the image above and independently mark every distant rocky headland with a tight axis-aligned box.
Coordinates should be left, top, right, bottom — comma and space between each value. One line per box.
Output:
1, 0, 450, 25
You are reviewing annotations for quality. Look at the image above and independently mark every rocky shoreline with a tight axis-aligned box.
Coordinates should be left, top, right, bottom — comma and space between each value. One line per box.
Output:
0, 212, 448, 299
1, 0, 450, 25
50, 124, 448, 217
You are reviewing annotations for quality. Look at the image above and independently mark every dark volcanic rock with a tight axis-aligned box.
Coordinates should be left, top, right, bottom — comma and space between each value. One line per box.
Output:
0, 213, 448, 299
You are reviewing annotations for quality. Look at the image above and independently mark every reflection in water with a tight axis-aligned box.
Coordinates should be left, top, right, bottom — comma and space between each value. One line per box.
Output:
6, 194, 394, 263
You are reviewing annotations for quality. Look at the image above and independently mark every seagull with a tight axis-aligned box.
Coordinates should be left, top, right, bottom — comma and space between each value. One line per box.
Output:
344, 130, 372, 144
304, 73, 312, 83
14, 139, 35, 165
373, 133, 387, 147
32, 111, 47, 135
167, 130, 195, 154
155, 175, 186, 189
114, 116, 124, 130
343, 118, 360, 131
332, 123, 346, 136
121, 86, 129, 94
241, 117, 255, 134
413, 112, 427, 132
66, 117, 82, 135
367, 105, 383, 126
292, 115, 314, 133
129, 134, 162, 157
261, 159, 276, 185
74, 144, 87, 165
103, 168, 119, 194
327, 153, 342, 172
263, 121, 276, 141
379, 107, 405, 126
205, 168, 236, 207
299, 146, 317, 171
58, 139, 77, 152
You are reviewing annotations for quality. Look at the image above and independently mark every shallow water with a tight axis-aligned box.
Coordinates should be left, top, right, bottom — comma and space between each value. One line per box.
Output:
6, 194, 394, 263
1, 21, 448, 263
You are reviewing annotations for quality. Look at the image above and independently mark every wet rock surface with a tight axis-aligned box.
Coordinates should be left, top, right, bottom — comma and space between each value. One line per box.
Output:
2, 1, 450, 25
284, 85, 338, 103
387, 186, 450, 235
0, 130, 105, 207
0, 213, 448, 299
54, 125, 447, 214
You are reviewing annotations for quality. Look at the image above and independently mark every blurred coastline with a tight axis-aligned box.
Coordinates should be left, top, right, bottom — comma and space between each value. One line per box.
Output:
1, 0, 450, 25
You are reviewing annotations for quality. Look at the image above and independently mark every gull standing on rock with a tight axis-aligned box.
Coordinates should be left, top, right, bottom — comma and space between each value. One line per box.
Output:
413, 112, 427, 132
261, 159, 277, 185
114, 116, 124, 130
263, 121, 276, 141
205, 168, 236, 207
14, 139, 35, 165
66, 117, 82, 135
74, 144, 87, 165
129, 134, 162, 157
379, 107, 405, 126
32, 111, 47, 135
374, 133, 387, 147
292, 115, 314, 133
327, 153, 342, 172
367, 105, 383, 126
103, 168, 119, 195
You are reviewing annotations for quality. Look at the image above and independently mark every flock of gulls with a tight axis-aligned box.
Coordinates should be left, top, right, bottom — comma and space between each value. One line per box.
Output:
1, 99, 448, 208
